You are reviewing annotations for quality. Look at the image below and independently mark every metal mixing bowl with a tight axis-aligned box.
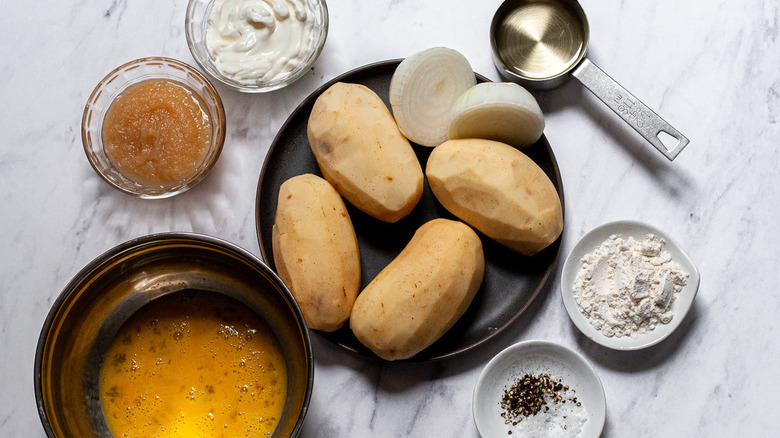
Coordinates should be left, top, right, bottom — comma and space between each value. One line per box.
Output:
35, 233, 312, 437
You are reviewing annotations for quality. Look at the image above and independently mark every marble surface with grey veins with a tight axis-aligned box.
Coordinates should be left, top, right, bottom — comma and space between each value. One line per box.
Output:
1, 0, 778, 436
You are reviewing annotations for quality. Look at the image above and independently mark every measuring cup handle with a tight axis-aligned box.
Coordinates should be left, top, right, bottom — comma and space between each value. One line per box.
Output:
571, 59, 689, 161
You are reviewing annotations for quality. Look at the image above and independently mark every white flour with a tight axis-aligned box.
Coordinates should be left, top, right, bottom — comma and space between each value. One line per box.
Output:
572, 234, 688, 338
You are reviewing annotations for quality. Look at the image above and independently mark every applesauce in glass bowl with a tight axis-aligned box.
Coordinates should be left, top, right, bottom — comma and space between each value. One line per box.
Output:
82, 57, 226, 198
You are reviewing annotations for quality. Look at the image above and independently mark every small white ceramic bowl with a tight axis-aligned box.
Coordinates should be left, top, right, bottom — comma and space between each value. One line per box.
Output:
560, 220, 701, 350
473, 341, 606, 438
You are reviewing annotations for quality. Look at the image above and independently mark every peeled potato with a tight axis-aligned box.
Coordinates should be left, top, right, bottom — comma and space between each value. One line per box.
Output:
426, 138, 563, 256
350, 219, 484, 361
272, 174, 361, 332
307, 82, 424, 223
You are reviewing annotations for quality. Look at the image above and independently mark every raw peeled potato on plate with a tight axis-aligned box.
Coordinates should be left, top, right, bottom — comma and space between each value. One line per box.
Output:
350, 218, 485, 361
426, 138, 563, 256
308, 82, 424, 223
389, 47, 477, 147
272, 174, 361, 332
447, 82, 545, 149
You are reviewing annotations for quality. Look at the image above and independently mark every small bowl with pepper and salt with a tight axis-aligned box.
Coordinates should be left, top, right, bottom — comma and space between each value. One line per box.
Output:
560, 220, 701, 351
473, 340, 606, 438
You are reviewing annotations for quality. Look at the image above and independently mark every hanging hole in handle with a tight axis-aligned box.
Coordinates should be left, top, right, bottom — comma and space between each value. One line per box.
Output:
657, 130, 680, 151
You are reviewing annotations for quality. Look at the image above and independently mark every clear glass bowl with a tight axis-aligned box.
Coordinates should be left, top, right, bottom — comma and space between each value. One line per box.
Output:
82, 57, 226, 199
185, 0, 329, 93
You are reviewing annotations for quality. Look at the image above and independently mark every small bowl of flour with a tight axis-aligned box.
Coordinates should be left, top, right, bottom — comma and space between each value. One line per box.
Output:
561, 220, 700, 350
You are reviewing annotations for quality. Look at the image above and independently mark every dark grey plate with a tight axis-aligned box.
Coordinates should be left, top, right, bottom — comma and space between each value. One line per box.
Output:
255, 60, 564, 361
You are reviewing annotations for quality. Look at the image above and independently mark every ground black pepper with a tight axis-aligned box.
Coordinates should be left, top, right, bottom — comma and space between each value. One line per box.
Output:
500, 373, 578, 431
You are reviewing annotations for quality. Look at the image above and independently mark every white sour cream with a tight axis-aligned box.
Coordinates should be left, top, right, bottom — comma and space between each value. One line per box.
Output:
206, 0, 316, 84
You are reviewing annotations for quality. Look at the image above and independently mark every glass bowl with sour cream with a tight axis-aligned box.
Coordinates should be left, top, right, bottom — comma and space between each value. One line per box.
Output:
186, 0, 329, 93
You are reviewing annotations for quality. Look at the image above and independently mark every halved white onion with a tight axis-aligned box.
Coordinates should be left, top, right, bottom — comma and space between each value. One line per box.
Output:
447, 82, 545, 149
389, 47, 476, 147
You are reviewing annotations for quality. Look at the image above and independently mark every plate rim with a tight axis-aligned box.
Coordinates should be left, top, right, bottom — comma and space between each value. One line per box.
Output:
254, 59, 566, 361
560, 220, 701, 351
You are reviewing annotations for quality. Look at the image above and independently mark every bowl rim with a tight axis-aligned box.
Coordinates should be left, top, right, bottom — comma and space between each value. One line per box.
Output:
184, 0, 330, 93
81, 56, 226, 199
472, 339, 606, 437
560, 219, 701, 351
34, 232, 313, 438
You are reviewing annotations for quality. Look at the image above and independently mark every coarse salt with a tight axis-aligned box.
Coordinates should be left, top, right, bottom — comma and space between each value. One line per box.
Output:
504, 385, 588, 437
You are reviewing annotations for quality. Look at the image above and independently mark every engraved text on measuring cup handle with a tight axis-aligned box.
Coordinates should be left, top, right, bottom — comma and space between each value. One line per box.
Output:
571, 59, 689, 161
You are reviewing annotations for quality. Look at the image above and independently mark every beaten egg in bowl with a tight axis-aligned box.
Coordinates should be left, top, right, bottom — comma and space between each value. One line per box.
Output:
99, 290, 287, 437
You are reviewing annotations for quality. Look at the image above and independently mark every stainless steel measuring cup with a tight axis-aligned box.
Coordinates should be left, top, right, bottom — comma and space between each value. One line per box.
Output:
490, 0, 689, 160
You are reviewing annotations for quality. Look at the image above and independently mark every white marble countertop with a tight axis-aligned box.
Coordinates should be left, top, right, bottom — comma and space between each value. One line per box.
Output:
2, 0, 778, 436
